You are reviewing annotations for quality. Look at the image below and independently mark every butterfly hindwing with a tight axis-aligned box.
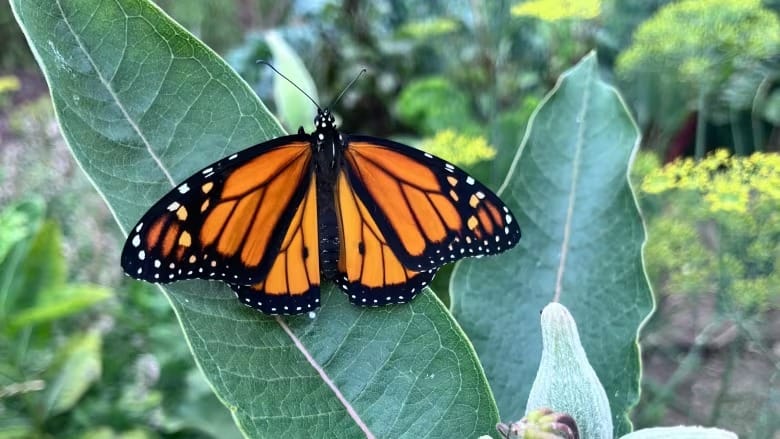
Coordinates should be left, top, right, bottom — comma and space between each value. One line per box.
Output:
334, 170, 434, 306
342, 135, 521, 272
121, 136, 314, 287
229, 176, 320, 314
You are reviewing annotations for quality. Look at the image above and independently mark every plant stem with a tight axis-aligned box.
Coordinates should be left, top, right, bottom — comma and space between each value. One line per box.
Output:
751, 75, 772, 152
695, 88, 708, 160
708, 332, 738, 424
730, 107, 746, 156
651, 319, 721, 407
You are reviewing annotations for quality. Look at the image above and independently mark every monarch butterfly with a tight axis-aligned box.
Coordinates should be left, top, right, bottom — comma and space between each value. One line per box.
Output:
121, 76, 521, 315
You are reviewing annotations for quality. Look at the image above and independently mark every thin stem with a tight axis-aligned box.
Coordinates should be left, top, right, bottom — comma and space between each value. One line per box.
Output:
751, 75, 773, 152
708, 332, 738, 424
695, 88, 708, 160
650, 319, 722, 406
730, 106, 746, 156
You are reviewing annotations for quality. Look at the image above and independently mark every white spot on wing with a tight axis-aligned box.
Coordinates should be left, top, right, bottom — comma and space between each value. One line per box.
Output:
177, 183, 190, 194
138, 250, 145, 260
167, 201, 180, 211
466, 176, 475, 185
131, 235, 141, 247
229, 153, 238, 160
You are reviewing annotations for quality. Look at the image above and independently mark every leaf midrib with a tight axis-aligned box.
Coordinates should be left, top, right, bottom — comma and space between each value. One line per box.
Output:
56, 0, 175, 192
553, 68, 593, 303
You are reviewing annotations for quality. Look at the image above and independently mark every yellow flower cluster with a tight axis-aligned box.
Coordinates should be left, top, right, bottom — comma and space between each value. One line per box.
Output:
641, 149, 780, 214
511, 0, 600, 21
398, 18, 458, 39
0, 75, 21, 94
419, 130, 496, 167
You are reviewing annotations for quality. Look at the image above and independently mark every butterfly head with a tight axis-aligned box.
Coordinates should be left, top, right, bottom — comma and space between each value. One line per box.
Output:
314, 108, 337, 131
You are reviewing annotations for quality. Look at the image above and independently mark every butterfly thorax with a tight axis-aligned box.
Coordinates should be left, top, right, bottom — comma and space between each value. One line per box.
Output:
311, 108, 342, 281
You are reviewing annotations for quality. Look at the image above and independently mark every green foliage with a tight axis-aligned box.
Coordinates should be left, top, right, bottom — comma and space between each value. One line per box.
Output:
637, 149, 780, 310
614, 0, 780, 156
764, 89, 780, 124
44, 331, 102, 415
0, 198, 43, 265
396, 76, 479, 135
0, 207, 109, 436
0, 199, 241, 437
617, 0, 780, 92
1, 96, 123, 287
0, 1, 35, 69
150, 0, 242, 54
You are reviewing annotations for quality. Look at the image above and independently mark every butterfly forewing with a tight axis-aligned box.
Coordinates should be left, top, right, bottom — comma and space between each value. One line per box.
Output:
121, 136, 313, 287
342, 136, 521, 272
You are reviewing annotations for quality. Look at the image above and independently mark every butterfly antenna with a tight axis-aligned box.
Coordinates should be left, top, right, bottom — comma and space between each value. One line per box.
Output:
256, 60, 321, 110
329, 68, 367, 109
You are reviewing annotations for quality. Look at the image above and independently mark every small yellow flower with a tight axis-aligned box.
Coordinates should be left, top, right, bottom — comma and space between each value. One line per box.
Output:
511, 0, 600, 21
0, 75, 21, 94
398, 18, 458, 38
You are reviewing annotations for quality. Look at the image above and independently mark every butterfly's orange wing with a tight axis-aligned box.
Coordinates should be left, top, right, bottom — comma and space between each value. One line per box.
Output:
334, 136, 520, 304
229, 176, 320, 314
121, 137, 314, 292
335, 170, 434, 305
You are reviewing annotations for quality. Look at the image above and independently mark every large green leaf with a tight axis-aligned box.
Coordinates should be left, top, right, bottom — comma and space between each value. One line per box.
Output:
451, 53, 653, 435
11, 0, 499, 437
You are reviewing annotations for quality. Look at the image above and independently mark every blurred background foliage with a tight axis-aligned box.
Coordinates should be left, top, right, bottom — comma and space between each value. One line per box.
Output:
1, 0, 778, 437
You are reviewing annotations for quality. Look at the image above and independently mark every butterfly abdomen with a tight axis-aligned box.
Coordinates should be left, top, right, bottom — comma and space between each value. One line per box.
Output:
316, 172, 340, 280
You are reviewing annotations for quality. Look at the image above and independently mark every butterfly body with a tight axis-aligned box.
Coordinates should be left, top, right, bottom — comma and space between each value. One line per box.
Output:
310, 111, 344, 281
122, 108, 520, 315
